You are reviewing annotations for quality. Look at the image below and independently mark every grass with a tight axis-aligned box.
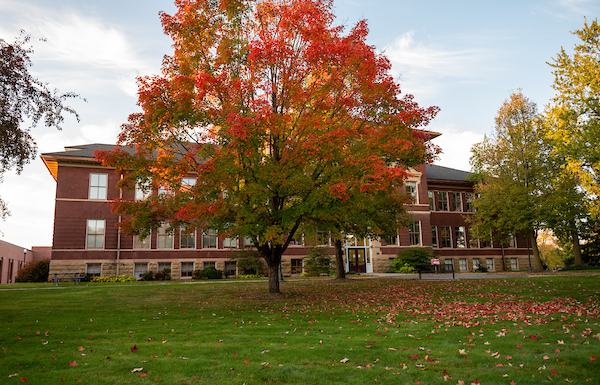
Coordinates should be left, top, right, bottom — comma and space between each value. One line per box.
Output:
1, 274, 599, 384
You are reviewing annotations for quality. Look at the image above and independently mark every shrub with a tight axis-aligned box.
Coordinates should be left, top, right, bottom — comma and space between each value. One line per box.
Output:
236, 274, 263, 279
235, 251, 266, 275
91, 275, 136, 283
192, 267, 223, 280
16, 260, 50, 282
393, 247, 435, 271
475, 265, 488, 273
141, 272, 154, 281
303, 247, 333, 276
390, 262, 415, 274
154, 268, 171, 281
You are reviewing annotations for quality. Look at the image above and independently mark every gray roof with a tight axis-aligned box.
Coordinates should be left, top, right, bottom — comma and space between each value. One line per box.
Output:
425, 164, 472, 182
41, 144, 135, 159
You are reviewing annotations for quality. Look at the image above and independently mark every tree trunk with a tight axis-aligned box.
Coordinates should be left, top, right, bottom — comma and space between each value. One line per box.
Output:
334, 238, 346, 279
530, 229, 544, 270
572, 228, 583, 266
267, 261, 280, 294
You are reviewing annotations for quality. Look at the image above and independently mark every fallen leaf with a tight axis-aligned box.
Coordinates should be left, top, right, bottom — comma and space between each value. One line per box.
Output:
139, 373, 146, 378
543, 355, 550, 360
20, 377, 28, 383
557, 340, 565, 345
459, 349, 467, 355
78, 346, 85, 352
130, 345, 139, 353
340, 358, 349, 363
131, 368, 143, 373
244, 359, 250, 364
591, 356, 596, 361
69, 361, 77, 367
410, 354, 419, 359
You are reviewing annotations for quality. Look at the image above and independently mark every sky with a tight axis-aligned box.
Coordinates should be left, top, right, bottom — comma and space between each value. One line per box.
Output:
0, 0, 598, 248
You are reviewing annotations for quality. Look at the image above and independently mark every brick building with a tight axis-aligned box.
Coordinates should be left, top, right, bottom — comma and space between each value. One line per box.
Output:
41, 144, 536, 279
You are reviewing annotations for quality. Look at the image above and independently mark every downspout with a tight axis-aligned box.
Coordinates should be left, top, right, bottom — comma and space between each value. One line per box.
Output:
116, 173, 123, 275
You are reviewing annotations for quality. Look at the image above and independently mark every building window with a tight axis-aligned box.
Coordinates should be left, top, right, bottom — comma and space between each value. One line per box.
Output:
473, 258, 481, 271
468, 228, 479, 248
158, 262, 172, 272
291, 259, 303, 274
181, 262, 194, 277
180, 227, 196, 249
439, 226, 452, 248
157, 224, 174, 249
384, 233, 399, 245
224, 261, 237, 276
89, 173, 108, 200
86, 219, 105, 249
465, 193, 475, 212
181, 177, 196, 191
223, 237, 238, 248
288, 234, 303, 245
510, 258, 518, 270
455, 226, 466, 248
406, 181, 417, 203
459, 259, 468, 272
86, 263, 102, 277
409, 221, 421, 246
134, 234, 150, 249
134, 263, 148, 279
202, 229, 218, 248
243, 236, 254, 248
431, 226, 438, 248
451, 192, 463, 212
316, 231, 330, 246
428, 191, 435, 211
203, 261, 216, 269
437, 191, 448, 211
444, 259, 454, 271
508, 234, 517, 248
486, 258, 495, 271
135, 180, 151, 200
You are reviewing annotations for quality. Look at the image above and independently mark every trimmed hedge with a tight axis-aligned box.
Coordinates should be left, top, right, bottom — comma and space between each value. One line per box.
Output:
16, 260, 50, 282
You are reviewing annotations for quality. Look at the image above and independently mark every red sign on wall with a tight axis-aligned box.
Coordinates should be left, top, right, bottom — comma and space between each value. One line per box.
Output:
430, 259, 440, 265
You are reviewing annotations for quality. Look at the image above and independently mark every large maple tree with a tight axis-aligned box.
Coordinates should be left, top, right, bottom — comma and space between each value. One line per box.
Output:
98, 0, 438, 293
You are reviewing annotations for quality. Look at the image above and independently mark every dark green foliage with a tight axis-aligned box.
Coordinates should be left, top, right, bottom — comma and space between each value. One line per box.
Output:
303, 247, 333, 276
193, 267, 223, 280
15, 259, 49, 282
154, 268, 171, 281
393, 247, 435, 270
141, 272, 154, 281
236, 251, 266, 275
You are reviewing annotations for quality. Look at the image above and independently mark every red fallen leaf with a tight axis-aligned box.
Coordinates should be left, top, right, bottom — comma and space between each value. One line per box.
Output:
410, 355, 419, 359
215, 344, 219, 348
69, 360, 77, 367
130, 345, 139, 353
244, 359, 250, 364
551, 370, 557, 375
516, 344, 522, 349
426, 358, 436, 363
505, 356, 512, 360
20, 377, 28, 383
591, 356, 596, 361
365, 345, 372, 348
139, 374, 147, 377
441, 369, 448, 374
530, 335, 538, 341
78, 346, 85, 352
234, 354, 238, 358
495, 363, 503, 367
510, 381, 516, 385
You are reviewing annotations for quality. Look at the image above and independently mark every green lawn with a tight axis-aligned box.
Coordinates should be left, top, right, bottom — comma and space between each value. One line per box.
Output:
1, 274, 599, 384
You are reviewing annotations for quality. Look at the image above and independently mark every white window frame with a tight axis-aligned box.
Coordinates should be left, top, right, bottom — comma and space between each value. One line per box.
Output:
510, 258, 519, 270
465, 193, 475, 212
223, 237, 238, 248
134, 263, 148, 279
428, 191, 435, 211
180, 262, 194, 277
473, 258, 481, 271
439, 226, 452, 248
455, 226, 466, 248
486, 258, 495, 271
158, 262, 172, 272
203, 229, 218, 248
89, 173, 108, 200
180, 226, 196, 249
135, 180, 152, 201
181, 177, 196, 191
405, 181, 418, 203
291, 258, 303, 274
431, 226, 438, 248
459, 258, 468, 272
133, 234, 151, 249
86, 263, 102, 277
437, 191, 449, 211
224, 261, 237, 276
451, 192, 463, 212
86, 219, 105, 249
157, 224, 174, 249
203, 261, 216, 269
409, 221, 421, 246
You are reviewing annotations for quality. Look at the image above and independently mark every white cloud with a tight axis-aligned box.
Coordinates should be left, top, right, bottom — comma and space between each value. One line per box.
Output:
429, 124, 484, 172
556, 0, 594, 15
383, 31, 495, 98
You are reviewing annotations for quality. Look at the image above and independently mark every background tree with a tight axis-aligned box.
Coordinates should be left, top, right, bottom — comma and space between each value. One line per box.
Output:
98, 0, 438, 293
469, 90, 550, 270
0, 33, 81, 219
546, 18, 600, 217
